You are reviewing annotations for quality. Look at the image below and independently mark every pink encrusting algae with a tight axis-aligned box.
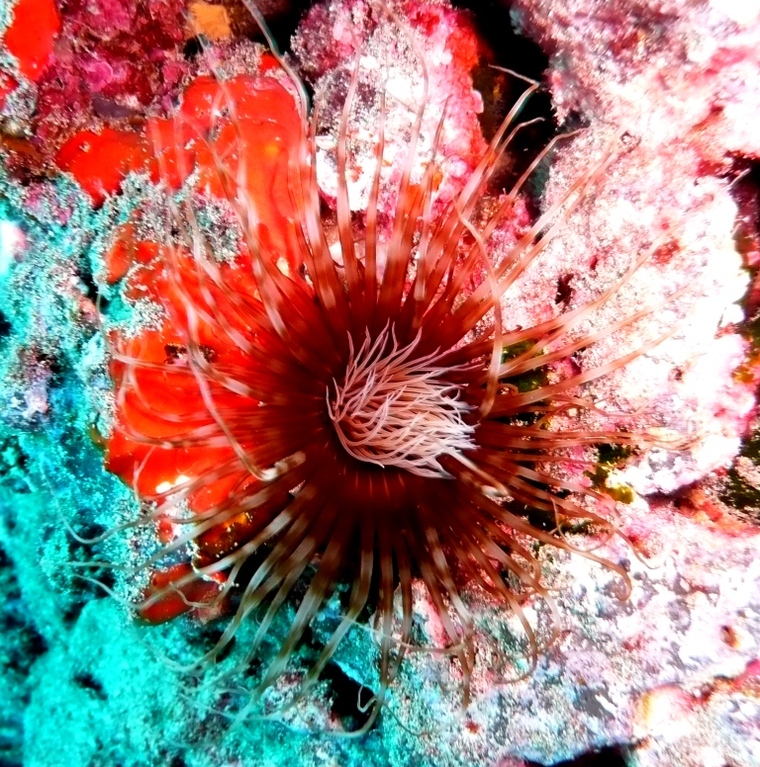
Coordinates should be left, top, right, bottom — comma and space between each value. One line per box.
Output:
291, 0, 490, 219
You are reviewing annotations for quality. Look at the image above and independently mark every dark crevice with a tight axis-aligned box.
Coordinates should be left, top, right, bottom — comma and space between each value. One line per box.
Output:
730, 159, 760, 329
78, 268, 108, 311
57, 523, 116, 617
453, 0, 554, 141
183, 36, 204, 60
0, 540, 48, 676
322, 662, 374, 733
453, 1, 548, 80
0, 310, 11, 339
555, 273, 575, 305
526, 746, 629, 767
73, 671, 107, 700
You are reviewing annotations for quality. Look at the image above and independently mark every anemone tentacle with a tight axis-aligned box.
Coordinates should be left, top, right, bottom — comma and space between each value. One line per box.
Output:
96, 3, 685, 734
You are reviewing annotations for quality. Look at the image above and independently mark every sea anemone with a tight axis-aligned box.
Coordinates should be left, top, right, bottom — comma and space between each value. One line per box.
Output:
97, 2, 679, 732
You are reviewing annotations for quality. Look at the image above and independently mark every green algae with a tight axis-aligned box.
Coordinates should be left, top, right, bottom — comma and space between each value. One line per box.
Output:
586, 444, 635, 505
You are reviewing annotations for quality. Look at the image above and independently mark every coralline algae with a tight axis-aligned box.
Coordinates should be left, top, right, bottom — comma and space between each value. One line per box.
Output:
0, 1, 759, 767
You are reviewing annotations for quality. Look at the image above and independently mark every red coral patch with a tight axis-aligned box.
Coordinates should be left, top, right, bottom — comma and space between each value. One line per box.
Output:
3, 0, 61, 81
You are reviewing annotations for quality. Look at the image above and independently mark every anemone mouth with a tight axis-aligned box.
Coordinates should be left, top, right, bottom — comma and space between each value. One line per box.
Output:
326, 324, 476, 478
91, 2, 685, 735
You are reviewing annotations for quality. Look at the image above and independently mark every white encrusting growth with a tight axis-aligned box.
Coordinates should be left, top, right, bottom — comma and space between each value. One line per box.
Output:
326, 324, 475, 478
